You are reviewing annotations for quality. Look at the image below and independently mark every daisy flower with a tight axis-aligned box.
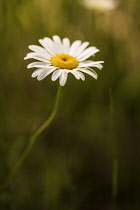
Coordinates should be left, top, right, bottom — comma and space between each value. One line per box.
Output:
24, 35, 104, 86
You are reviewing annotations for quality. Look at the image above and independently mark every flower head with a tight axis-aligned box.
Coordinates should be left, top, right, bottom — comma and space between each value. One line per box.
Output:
82, 0, 117, 13
24, 35, 104, 86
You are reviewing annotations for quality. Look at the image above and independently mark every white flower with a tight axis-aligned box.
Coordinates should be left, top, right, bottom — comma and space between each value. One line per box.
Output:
82, 0, 117, 13
24, 35, 104, 86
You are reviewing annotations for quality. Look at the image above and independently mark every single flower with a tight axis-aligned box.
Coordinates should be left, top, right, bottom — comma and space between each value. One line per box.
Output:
24, 35, 104, 86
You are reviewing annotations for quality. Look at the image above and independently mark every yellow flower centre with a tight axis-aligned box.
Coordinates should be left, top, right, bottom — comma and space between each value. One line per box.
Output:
51, 54, 78, 70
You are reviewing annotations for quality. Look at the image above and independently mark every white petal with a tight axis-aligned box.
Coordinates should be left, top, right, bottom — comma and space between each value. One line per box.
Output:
74, 42, 89, 57
77, 68, 98, 79
24, 52, 40, 59
51, 69, 62, 81
73, 70, 85, 81
87, 68, 99, 77
78, 61, 104, 69
70, 71, 80, 80
27, 62, 51, 69
59, 71, 68, 86
62, 38, 70, 54
39, 38, 56, 56
32, 69, 43, 78
77, 47, 99, 61
52, 35, 63, 53
28, 45, 51, 59
69, 40, 82, 56
24, 52, 50, 61
24, 53, 50, 63
37, 67, 57, 81
90, 62, 103, 70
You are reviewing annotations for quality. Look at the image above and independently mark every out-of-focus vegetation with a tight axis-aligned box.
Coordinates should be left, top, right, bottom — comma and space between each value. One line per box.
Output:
0, 0, 140, 209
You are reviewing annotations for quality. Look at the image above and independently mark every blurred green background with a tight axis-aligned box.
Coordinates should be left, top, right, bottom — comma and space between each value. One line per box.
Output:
0, 0, 140, 209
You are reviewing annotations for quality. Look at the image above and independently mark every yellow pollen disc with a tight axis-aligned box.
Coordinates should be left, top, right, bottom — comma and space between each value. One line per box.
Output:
51, 54, 78, 70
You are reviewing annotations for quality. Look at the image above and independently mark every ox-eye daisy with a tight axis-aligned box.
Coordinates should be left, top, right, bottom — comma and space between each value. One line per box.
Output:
24, 35, 104, 86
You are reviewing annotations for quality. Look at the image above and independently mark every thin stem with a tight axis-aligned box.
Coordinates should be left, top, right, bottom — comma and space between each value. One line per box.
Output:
112, 158, 118, 198
109, 89, 118, 209
0, 84, 61, 191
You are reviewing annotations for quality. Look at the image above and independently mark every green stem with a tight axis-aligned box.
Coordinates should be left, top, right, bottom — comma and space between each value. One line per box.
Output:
109, 89, 118, 209
112, 158, 118, 198
0, 84, 61, 191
